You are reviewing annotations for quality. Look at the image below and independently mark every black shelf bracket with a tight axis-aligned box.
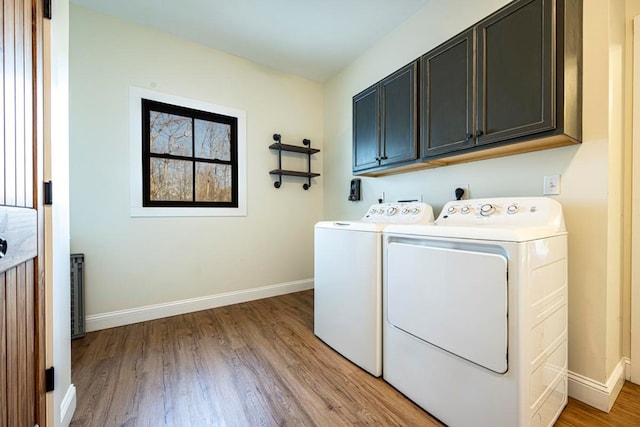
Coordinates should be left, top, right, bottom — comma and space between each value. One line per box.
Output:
269, 133, 320, 190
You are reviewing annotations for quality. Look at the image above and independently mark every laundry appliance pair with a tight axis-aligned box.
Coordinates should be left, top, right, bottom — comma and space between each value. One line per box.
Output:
314, 197, 568, 427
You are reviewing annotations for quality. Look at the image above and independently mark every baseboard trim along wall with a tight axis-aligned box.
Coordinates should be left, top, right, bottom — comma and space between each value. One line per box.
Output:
85, 279, 314, 332
568, 357, 631, 412
60, 384, 76, 427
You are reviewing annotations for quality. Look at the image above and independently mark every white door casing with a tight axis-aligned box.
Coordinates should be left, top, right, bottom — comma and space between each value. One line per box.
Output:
631, 15, 640, 386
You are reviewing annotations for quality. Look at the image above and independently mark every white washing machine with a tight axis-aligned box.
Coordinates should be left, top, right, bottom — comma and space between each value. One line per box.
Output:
314, 202, 434, 376
383, 197, 568, 426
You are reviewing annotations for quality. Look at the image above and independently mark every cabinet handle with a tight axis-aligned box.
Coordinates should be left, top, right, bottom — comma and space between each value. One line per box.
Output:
381, 156, 388, 160
476, 130, 484, 137
465, 133, 473, 141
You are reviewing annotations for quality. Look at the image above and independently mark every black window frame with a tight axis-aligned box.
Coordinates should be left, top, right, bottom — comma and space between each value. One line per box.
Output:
141, 98, 239, 208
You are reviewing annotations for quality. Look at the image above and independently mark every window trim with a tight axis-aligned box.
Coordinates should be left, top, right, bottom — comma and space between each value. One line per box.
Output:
129, 87, 247, 217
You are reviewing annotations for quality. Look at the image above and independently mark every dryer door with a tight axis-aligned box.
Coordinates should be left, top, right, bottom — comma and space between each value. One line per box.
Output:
387, 242, 508, 373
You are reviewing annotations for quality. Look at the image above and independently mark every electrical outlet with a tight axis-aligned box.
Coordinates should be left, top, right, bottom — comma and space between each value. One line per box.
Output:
543, 175, 561, 195
452, 184, 469, 200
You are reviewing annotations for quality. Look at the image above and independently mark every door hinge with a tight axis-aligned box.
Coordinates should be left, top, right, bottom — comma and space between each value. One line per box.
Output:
44, 181, 53, 205
45, 367, 54, 392
43, 0, 51, 19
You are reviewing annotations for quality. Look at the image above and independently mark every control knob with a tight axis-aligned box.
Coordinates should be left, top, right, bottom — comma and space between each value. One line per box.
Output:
507, 204, 519, 214
480, 203, 495, 216
387, 207, 398, 216
411, 207, 420, 215
461, 205, 471, 214
447, 206, 457, 214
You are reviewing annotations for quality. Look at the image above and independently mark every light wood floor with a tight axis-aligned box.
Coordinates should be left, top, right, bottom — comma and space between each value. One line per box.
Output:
71, 290, 640, 426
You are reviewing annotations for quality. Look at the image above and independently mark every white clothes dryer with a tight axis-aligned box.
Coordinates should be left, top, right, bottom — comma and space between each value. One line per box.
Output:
314, 202, 434, 376
383, 197, 568, 426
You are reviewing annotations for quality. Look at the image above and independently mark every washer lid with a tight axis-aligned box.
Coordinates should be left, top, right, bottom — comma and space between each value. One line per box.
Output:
315, 221, 387, 232
315, 202, 435, 232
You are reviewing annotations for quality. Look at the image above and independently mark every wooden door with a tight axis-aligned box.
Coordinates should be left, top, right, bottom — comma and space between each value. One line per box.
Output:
0, 0, 46, 426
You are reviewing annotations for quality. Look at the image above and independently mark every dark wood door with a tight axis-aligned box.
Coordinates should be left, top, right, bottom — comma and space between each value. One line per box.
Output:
476, 0, 554, 145
421, 29, 475, 158
379, 61, 418, 167
352, 85, 380, 172
0, 0, 46, 426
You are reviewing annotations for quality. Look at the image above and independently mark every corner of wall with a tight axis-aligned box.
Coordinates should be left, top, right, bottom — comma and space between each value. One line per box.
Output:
568, 357, 630, 412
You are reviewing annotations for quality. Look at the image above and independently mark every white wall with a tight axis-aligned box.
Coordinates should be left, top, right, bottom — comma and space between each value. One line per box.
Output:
69, 6, 323, 321
323, 0, 626, 398
46, 0, 74, 425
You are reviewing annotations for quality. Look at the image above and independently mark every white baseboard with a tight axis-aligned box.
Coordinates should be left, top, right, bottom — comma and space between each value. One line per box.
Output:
568, 357, 631, 413
60, 384, 76, 427
85, 279, 314, 332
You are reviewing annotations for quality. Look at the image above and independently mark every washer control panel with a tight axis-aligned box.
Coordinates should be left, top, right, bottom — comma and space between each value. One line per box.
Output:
436, 197, 564, 228
363, 202, 434, 224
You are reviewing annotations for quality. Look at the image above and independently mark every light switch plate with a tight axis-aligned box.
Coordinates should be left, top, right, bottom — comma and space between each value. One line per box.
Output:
543, 175, 561, 195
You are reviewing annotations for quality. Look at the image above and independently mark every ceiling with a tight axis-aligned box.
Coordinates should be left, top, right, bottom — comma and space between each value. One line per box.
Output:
70, 0, 428, 82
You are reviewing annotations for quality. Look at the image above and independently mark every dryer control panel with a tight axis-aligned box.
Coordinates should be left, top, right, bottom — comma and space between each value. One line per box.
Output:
437, 197, 565, 231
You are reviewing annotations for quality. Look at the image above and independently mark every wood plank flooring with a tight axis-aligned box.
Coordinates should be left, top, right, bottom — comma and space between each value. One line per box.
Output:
71, 290, 640, 426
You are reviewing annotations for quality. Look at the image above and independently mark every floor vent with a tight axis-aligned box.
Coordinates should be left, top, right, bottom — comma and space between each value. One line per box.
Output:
71, 253, 85, 339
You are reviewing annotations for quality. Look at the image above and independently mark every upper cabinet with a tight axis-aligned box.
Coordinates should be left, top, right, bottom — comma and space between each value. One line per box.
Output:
353, 85, 379, 172
421, 28, 475, 158
353, 61, 418, 174
354, 0, 582, 176
475, 0, 554, 146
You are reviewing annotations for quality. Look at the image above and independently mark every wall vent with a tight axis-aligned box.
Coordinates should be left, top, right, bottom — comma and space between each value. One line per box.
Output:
70, 253, 85, 339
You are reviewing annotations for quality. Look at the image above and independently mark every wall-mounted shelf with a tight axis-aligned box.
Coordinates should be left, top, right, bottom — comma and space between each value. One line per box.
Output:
269, 133, 320, 190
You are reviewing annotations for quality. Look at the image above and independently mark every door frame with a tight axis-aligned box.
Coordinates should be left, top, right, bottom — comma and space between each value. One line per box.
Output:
631, 15, 640, 385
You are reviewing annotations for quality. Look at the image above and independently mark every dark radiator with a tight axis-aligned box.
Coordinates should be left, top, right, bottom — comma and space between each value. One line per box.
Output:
70, 253, 85, 339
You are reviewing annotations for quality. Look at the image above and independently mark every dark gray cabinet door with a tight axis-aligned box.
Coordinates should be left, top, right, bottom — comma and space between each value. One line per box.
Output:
352, 85, 380, 172
476, 0, 554, 145
353, 61, 418, 174
380, 62, 418, 166
421, 29, 475, 158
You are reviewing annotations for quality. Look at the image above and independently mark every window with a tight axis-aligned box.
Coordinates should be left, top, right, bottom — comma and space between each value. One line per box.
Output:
142, 99, 237, 207
130, 87, 246, 217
